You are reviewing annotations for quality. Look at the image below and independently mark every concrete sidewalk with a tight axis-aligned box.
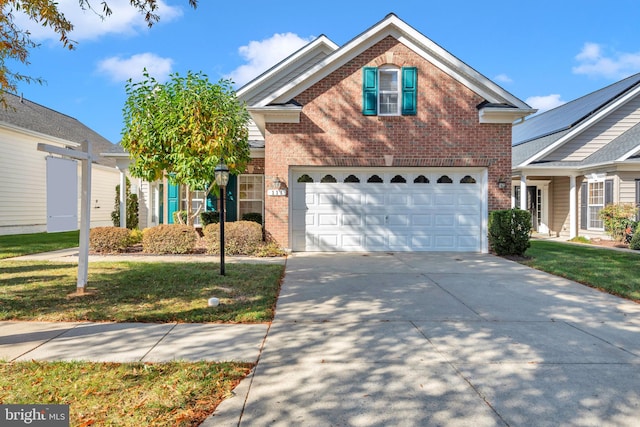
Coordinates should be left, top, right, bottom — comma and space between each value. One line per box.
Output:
0, 321, 269, 363
207, 252, 640, 427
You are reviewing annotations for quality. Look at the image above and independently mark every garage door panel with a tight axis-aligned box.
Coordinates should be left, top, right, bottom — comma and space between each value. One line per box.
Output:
364, 234, 386, 249
291, 168, 485, 252
434, 214, 455, 226
388, 214, 409, 226
319, 193, 341, 206
342, 215, 362, 226
318, 214, 338, 226
365, 215, 385, 225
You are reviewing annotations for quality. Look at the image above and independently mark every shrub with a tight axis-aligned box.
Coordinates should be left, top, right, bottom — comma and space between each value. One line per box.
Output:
630, 230, 640, 250
89, 226, 131, 253
241, 212, 263, 225
488, 209, 531, 256
142, 224, 198, 254
599, 203, 638, 242
252, 241, 287, 257
129, 228, 143, 244
172, 210, 188, 225
200, 211, 219, 227
111, 178, 139, 229
204, 221, 263, 255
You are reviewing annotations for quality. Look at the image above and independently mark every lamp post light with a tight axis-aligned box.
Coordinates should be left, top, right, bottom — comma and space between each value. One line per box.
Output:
214, 160, 230, 276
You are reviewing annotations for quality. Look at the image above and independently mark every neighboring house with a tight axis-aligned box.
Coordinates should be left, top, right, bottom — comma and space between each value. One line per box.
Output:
512, 73, 640, 239
233, 13, 533, 252
0, 92, 122, 235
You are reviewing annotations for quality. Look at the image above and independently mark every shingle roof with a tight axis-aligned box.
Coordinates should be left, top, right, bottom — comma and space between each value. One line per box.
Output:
512, 72, 640, 146
0, 92, 120, 167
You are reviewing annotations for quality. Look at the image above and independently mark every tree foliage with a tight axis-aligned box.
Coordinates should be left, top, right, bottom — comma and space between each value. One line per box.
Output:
0, 0, 197, 96
120, 70, 251, 224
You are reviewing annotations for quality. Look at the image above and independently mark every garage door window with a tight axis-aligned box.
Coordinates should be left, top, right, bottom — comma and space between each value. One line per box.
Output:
437, 175, 453, 184
461, 175, 477, 184
367, 174, 383, 183
345, 175, 360, 183
414, 175, 430, 183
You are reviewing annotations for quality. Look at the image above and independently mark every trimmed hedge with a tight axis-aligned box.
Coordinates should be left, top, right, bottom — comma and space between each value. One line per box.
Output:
200, 211, 219, 227
488, 209, 532, 256
203, 220, 263, 255
241, 212, 262, 225
142, 224, 198, 254
630, 230, 640, 250
89, 227, 131, 253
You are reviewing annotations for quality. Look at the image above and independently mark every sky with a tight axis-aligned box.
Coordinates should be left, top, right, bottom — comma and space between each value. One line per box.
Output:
10, 0, 640, 144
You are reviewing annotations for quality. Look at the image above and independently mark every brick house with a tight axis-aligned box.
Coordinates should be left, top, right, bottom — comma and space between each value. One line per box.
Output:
235, 14, 534, 252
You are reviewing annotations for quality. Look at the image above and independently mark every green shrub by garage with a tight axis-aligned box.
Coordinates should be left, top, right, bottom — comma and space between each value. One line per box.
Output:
488, 209, 532, 256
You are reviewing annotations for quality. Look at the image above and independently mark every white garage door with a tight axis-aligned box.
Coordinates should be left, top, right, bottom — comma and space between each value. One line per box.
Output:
291, 168, 487, 252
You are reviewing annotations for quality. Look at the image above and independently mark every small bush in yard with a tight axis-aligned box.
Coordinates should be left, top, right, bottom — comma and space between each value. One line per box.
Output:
90, 227, 131, 253
242, 212, 262, 225
600, 203, 638, 242
488, 209, 532, 256
200, 210, 219, 227
630, 231, 640, 250
129, 228, 143, 244
204, 221, 263, 255
142, 224, 198, 254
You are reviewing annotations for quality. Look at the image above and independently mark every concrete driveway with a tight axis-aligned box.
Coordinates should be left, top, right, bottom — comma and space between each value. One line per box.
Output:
208, 252, 640, 427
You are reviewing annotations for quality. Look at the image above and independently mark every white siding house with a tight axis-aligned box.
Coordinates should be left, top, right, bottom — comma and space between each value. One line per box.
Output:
0, 93, 123, 235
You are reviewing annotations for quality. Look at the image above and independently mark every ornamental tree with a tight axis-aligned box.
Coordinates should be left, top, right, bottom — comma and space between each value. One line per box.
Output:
121, 70, 251, 225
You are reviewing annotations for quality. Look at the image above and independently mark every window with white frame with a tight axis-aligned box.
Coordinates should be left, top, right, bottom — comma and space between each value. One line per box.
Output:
180, 186, 206, 226
378, 67, 400, 115
239, 175, 264, 222
588, 181, 604, 229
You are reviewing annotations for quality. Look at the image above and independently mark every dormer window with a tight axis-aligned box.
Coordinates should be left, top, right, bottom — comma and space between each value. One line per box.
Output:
362, 66, 417, 116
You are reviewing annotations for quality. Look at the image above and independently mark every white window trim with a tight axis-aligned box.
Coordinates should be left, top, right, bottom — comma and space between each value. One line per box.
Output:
238, 174, 265, 222
587, 178, 605, 231
378, 66, 400, 116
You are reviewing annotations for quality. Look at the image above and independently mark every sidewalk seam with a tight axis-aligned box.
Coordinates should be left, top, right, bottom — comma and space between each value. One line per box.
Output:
139, 323, 178, 362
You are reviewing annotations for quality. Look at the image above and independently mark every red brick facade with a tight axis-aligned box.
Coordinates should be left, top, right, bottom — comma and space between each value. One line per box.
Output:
264, 37, 512, 248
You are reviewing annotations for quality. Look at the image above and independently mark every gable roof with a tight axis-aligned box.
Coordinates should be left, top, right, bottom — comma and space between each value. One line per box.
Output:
512, 73, 640, 169
240, 13, 534, 135
0, 91, 121, 168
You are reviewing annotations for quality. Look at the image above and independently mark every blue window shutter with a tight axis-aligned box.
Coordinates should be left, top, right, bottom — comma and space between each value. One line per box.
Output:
167, 182, 179, 224
401, 67, 417, 115
362, 67, 378, 115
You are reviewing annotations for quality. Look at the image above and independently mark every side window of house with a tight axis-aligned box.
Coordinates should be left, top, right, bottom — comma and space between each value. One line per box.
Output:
362, 66, 417, 116
581, 179, 613, 230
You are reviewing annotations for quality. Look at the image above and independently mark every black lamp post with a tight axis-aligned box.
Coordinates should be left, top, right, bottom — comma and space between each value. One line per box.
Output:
214, 160, 229, 276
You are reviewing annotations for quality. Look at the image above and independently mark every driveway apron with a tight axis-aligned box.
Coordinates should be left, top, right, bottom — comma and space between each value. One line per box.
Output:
209, 252, 640, 427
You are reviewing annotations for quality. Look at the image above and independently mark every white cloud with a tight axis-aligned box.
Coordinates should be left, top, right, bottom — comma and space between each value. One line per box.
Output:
494, 73, 513, 84
526, 94, 566, 113
573, 42, 640, 79
97, 53, 174, 83
228, 33, 314, 86
14, 0, 182, 42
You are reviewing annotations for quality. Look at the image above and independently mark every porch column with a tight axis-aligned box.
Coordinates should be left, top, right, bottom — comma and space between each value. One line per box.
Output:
520, 175, 527, 210
569, 175, 577, 238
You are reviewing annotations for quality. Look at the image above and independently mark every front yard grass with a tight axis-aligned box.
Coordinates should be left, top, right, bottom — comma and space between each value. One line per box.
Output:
0, 261, 284, 322
0, 231, 80, 259
0, 360, 252, 426
523, 240, 640, 302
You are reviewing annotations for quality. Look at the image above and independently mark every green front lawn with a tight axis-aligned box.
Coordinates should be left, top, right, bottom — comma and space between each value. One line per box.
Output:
0, 231, 80, 259
0, 261, 284, 322
522, 240, 640, 302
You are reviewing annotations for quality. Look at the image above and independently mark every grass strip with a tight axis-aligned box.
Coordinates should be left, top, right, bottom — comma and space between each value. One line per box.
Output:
523, 240, 640, 301
0, 231, 80, 259
0, 360, 252, 426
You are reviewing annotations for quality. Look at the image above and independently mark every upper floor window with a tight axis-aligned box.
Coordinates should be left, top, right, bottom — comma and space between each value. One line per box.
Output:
362, 66, 417, 116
